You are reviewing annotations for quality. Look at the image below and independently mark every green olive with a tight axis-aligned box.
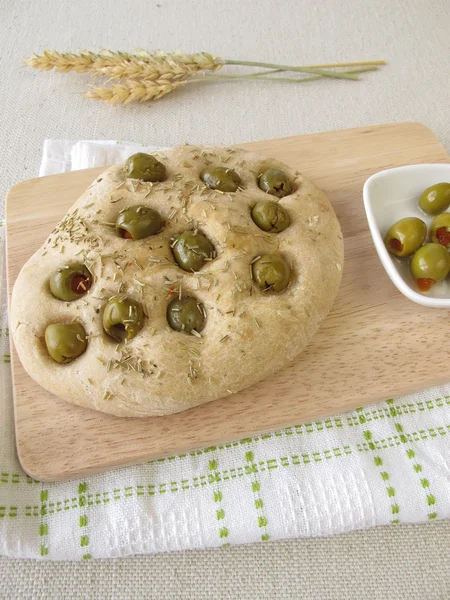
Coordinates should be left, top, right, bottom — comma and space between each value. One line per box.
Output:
252, 254, 291, 293
251, 201, 290, 233
258, 169, 292, 198
171, 230, 215, 272
430, 213, 450, 247
411, 243, 450, 291
125, 152, 166, 182
384, 217, 427, 257
201, 166, 241, 192
419, 182, 450, 215
45, 322, 87, 364
116, 205, 162, 240
49, 263, 92, 301
167, 296, 205, 334
102, 296, 144, 342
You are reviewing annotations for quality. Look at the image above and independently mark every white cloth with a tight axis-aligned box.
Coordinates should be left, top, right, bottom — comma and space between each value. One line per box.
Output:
0, 139, 450, 560
38, 140, 162, 175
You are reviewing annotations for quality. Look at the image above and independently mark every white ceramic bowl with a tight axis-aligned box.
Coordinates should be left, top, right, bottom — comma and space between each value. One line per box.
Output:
363, 163, 450, 308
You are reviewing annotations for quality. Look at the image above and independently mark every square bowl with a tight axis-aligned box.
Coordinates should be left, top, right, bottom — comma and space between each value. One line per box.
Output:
363, 163, 450, 308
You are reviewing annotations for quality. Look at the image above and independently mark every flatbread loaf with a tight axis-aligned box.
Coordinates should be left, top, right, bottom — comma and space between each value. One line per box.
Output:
11, 145, 343, 417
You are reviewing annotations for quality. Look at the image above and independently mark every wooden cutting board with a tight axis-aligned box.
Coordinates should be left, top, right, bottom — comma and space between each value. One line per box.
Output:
6, 122, 450, 482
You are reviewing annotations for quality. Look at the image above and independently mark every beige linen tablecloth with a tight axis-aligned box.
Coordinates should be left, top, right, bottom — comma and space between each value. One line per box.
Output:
1, 0, 450, 597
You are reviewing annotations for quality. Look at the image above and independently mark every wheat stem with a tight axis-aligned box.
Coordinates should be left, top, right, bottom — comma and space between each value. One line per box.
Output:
193, 74, 320, 84
224, 60, 360, 80
194, 65, 379, 83
245, 69, 282, 77
296, 60, 386, 68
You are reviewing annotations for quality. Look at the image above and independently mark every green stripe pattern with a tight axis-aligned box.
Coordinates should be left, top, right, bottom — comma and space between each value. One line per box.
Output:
208, 458, 229, 544
386, 399, 437, 520
245, 451, 269, 542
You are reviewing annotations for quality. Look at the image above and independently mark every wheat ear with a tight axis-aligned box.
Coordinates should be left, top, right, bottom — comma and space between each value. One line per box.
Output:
24, 50, 221, 79
84, 79, 187, 104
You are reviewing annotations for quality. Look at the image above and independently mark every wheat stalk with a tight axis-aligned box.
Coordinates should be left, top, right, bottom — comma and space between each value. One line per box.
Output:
24, 50, 221, 80
24, 49, 386, 104
85, 65, 380, 104
24, 50, 97, 73
196, 65, 380, 83
84, 79, 187, 104
94, 56, 219, 81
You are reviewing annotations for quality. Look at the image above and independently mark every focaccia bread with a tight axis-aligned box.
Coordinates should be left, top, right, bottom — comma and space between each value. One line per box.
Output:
10, 145, 343, 417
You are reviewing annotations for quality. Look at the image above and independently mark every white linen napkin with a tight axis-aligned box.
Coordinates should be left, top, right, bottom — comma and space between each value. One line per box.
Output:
39, 140, 161, 175
1, 139, 449, 560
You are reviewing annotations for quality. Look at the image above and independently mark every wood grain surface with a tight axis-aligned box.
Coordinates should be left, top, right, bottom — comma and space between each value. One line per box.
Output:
6, 122, 450, 482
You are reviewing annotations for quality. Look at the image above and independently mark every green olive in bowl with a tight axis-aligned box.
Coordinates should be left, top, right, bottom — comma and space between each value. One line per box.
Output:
49, 263, 92, 301
45, 322, 87, 364
419, 182, 450, 215
103, 296, 144, 342
411, 243, 450, 291
384, 217, 427, 257
430, 213, 450, 247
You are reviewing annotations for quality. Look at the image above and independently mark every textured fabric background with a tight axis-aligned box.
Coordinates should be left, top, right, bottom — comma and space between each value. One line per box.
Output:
1, 0, 450, 597
1, 523, 450, 600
